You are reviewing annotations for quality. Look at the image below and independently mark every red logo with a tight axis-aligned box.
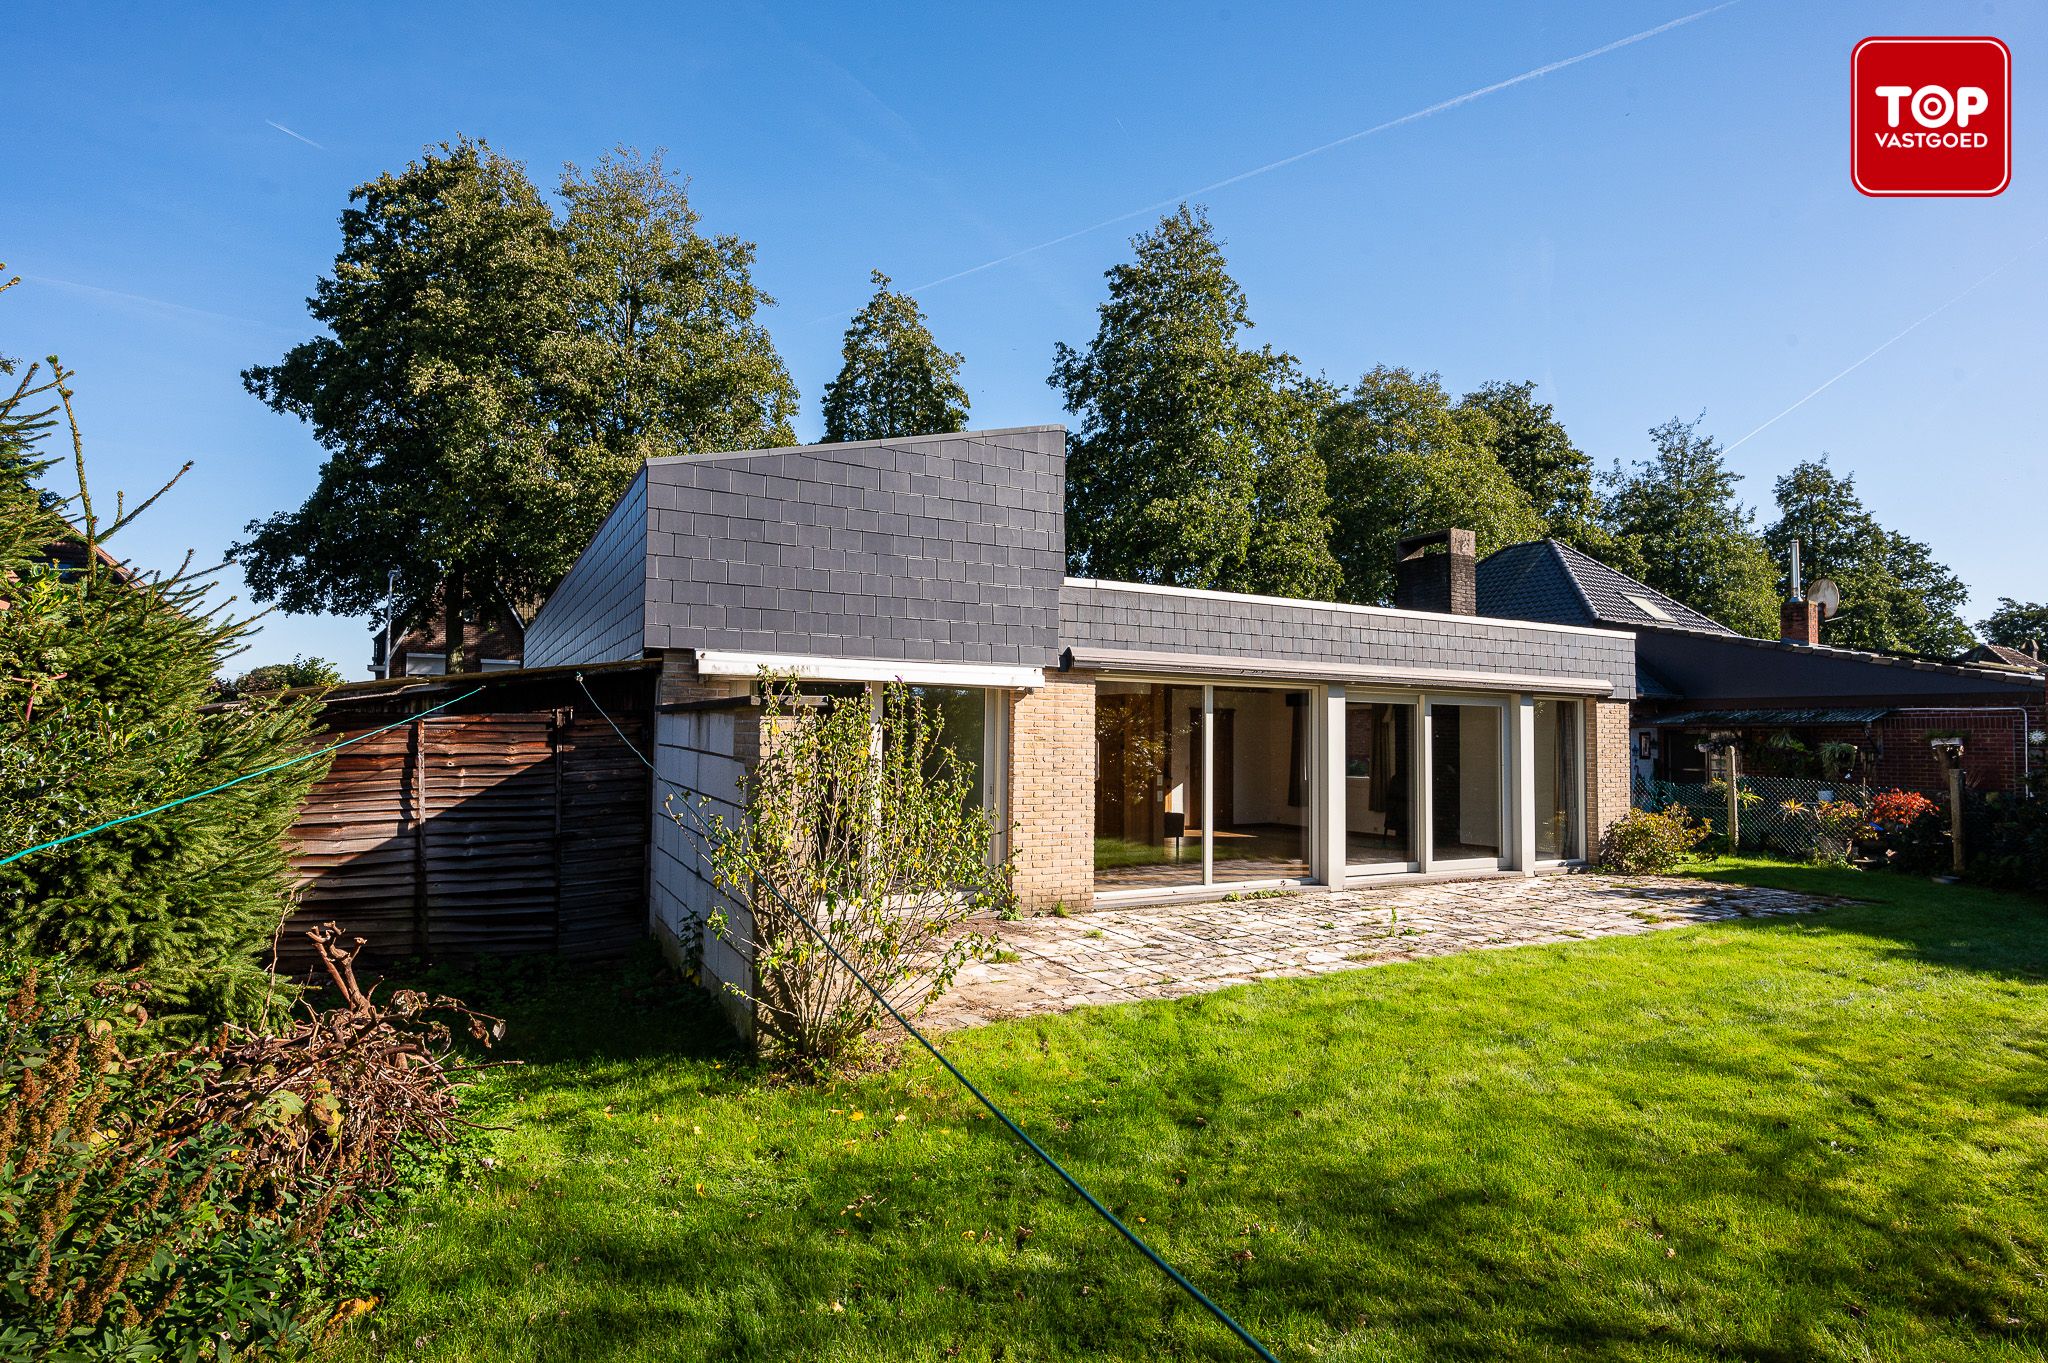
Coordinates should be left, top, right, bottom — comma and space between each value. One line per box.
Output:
1853, 37, 2011, 197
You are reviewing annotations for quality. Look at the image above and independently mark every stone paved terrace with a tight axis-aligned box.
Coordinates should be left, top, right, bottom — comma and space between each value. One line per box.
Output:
923, 874, 1840, 1032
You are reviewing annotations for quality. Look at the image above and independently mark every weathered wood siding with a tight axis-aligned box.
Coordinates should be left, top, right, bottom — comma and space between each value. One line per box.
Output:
282, 670, 653, 964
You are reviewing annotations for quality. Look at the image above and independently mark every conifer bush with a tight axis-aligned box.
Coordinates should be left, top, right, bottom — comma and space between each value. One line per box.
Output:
0, 278, 329, 1025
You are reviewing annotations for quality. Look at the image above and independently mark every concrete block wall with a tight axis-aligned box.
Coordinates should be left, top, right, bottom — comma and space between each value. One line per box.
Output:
650, 701, 760, 1042
1009, 671, 1096, 913
1586, 698, 1633, 859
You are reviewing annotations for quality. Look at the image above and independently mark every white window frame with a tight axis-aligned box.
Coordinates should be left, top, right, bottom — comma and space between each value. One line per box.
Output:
1420, 694, 1511, 875
1527, 695, 1588, 867
1092, 677, 1325, 903
1338, 689, 1424, 878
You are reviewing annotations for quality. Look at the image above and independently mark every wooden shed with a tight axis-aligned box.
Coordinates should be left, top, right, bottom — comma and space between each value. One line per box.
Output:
278, 661, 657, 966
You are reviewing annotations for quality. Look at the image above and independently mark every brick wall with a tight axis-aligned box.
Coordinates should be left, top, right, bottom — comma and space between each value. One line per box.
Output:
1586, 698, 1632, 856
1009, 672, 1096, 913
1870, 706, 2042, 794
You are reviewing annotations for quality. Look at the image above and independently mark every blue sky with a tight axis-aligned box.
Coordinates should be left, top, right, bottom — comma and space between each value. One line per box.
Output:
5, 1, 2041, 675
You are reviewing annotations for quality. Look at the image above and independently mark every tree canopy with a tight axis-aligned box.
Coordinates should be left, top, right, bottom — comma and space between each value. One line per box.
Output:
1765, 458, 1972, 656
1978, 599, 2048, 655
1458, 379, 1610, 558
1320, 367, 1545, 605
237, 139, 796, 669
559, 146, 797, 464
821, 271, 970, 443
222, 654, 345, 697
1603, 416, 1779, 637
1051, 206, 1339, 598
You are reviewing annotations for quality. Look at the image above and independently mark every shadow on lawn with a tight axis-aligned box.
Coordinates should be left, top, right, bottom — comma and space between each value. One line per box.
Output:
1590, 864, 2048, 982
364, 944, 746, 1070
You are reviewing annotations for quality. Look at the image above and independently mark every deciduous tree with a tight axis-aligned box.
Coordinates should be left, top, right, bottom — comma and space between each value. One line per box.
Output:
1602, 416, 1779, 637
1977, 598, 2048, 655
1320, 366, 1545, 605
237, 138, 573, 672
1052, 206, 1339, 598
821, 271, 969, 442
558, 146, 797, 464
239, 141, 800, 670
1458, 379, 1610, 558
1766, 457, 1971, 655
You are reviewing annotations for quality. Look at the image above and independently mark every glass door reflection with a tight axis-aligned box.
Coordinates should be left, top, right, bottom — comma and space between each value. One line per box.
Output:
1344, 698, 1417, 873
1428, 700, 1505, 867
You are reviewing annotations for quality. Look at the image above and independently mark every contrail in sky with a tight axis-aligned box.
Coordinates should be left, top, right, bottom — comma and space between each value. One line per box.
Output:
902, 2, 1740, 296
1724, 242, 2040, 453
265, 120, 324, 150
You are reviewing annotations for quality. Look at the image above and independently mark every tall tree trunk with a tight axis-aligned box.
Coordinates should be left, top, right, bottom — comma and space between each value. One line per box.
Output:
443, 565, 467, 674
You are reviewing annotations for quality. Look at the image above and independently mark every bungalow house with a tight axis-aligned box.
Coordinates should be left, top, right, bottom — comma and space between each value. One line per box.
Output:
368, 586, 527, 678
524, 428, 1636, 1006
1475, 540, 2047, 796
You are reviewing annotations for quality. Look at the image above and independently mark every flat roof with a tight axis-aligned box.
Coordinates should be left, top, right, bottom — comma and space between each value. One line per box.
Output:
1066, 577, 1636, 642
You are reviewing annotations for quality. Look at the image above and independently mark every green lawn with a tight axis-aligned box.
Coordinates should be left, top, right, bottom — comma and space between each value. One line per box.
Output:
331, 861, 2048, 1361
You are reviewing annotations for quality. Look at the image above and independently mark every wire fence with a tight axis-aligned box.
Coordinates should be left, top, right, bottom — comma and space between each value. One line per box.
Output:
1632, 773, 1880, 861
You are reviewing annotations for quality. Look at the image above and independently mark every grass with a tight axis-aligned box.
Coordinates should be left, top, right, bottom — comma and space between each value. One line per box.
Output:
330, 860, 2047, 1361
1092, 836, 1291, 871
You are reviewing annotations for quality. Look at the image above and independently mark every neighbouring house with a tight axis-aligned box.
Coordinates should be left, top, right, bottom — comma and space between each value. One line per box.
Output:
1475, 539, 2048, 796
523, 427, 1637, 1026
1956, 642, 2046, 674
369, 585, 527, 677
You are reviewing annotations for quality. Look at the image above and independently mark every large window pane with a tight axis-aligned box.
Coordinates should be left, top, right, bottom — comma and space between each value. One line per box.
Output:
1431, 703, 1502, 863
1094, 682, 1203, 890
906, 685, 987, 809
1211, 687, 1312, 883
1345, 700, 1416, 869
1534, 699, 1580, 861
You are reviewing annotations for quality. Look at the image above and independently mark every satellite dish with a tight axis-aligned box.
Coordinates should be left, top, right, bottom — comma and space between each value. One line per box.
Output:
1806, 578, 1841, 618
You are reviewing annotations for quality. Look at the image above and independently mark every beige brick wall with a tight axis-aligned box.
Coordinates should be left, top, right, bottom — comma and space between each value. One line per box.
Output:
1009, 671, 1097, 913
1585, 698, 1633, 860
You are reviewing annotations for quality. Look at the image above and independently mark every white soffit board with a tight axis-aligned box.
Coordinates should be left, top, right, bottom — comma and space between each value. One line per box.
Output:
693, 650, 1046, 690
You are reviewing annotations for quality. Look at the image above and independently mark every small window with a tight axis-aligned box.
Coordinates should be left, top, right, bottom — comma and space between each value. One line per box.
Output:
402, 654, 446, 676
1622, 593, 1674, 622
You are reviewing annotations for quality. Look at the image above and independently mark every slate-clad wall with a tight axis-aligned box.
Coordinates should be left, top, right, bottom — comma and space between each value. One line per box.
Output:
526, 470, 650, 668
640, 427, 1065, 665
1061, 581, 1636, 699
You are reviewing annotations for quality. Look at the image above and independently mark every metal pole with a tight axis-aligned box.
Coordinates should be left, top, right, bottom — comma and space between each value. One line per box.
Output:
384, 568, 399, 678
1947, 759, 1966, 875
1726, 748, 1740, 854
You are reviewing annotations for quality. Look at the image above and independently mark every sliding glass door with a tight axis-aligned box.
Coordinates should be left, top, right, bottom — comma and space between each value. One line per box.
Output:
1093, 680, 1315, 894
1426, 699, 1506, 870
1210, 687, 1313, 883
1344, 697, 1418, 874
1093, 681, 1204, 891
1533, 698, 1581, 862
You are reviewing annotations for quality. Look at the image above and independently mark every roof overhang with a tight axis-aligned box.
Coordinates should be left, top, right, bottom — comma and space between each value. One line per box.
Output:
1650, 707, 1891, 727
1062, 646, 1614, 696
692, 650, 1046, 690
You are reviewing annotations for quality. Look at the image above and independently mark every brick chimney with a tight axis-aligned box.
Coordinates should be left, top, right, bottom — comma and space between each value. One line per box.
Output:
1780, 597, 1822, 645
1395, 528, 1476, 615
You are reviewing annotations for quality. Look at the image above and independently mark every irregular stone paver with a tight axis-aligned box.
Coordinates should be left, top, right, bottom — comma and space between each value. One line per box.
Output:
923, 874, 1839, 1031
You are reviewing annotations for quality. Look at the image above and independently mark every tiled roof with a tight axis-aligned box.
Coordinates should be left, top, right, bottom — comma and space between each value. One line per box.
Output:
1959, 643, 2047, 672
1477, 540, 1738, 637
